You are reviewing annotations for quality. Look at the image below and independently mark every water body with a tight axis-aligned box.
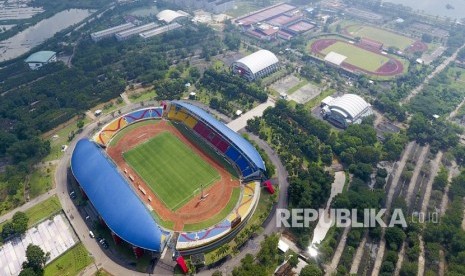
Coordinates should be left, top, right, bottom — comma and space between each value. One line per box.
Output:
0, 9, 92, 62
383, 0, 465, 20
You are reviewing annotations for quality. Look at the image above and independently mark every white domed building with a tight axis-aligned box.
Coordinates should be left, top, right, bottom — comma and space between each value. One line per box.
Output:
232, 50, 279, 81
321, 94, 373, 128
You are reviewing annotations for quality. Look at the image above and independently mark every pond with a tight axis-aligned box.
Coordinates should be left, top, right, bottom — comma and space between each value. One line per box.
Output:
0, 9, 93, 62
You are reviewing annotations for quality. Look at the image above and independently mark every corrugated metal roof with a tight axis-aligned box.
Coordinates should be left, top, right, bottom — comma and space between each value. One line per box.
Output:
171, 101, 266, 171
329, 94, 370, 119
71, 139, 165, 251
25, 51, 56, 63
234, 50, 279, 74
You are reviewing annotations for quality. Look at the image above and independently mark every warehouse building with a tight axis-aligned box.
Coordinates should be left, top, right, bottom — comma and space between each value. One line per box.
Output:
115, 23, 158, 41
25, 51, 57, 70
90, 23, 135, 42
320, 94, 373, 128
139, 23, 182, 39
232, 50, 279, 81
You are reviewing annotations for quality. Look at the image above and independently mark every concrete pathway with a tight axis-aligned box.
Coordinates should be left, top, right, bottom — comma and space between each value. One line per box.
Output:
120, 92, 131, 105
311, 171, 346, 245
349, 231, 368, 274
0, 190, 57, 224
227, 98, 275, 131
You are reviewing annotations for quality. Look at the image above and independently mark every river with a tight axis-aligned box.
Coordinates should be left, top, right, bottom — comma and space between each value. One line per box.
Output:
0, 9, 93, 62
383, 0, 465, 20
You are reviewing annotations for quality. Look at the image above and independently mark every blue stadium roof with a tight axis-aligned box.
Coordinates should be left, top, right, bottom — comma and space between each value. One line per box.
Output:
71, 139, 165, 251
171, 101, 266, 171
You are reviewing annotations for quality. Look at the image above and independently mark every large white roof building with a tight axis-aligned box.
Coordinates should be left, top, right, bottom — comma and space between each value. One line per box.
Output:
156, 10, 188, 23
232, 50, 279, 81
321, 94, 373, 128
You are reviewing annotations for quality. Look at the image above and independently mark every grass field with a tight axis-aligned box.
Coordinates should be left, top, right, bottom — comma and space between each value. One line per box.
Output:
124, 131, 220, 210
321, 41, 390, 71
25, 195, 62, 227
346, 25, 414, 50
44, 243, 93, 276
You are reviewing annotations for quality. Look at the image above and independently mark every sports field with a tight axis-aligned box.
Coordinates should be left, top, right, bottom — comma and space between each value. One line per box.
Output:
320, 41, 390, 71
346, 25, 414, 50
123, 131, 220, 210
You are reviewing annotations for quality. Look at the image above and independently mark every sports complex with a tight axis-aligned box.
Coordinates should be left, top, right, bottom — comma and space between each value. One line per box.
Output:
70, 101, 266, 257
309, 24, 427, 78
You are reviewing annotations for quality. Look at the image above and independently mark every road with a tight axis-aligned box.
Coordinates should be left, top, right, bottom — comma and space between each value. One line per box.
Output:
372, 141, 415, 276
405, 145, 430, 208
325, 226, 351, 276
402, 43, 465, 105
349, 230, 368, 274
54, 102, 155, 276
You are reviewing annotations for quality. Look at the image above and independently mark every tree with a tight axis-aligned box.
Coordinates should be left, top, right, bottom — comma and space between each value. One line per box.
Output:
300, 263, 322, 276
288, 254, 299, 268
422, 33, 433, 43
385, 226, 406, 250
77, 120, 84, 129
18, 267, 38, 276
21, 244, 49, 275
12, 211, 28, 235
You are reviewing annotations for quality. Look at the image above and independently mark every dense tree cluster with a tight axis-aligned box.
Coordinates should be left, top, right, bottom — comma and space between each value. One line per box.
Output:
232, 234, 281, 276
1, 211, 29, 241
407, 113, 461, 152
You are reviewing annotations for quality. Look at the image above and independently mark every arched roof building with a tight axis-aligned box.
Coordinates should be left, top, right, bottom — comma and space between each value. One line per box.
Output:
156, 10, 188, 24
321, 94, 373, 128
232, 50, 279, 81
71, 139, 168, 252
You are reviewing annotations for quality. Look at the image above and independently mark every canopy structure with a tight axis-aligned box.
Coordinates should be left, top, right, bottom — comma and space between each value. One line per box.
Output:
71, 139, 167, 252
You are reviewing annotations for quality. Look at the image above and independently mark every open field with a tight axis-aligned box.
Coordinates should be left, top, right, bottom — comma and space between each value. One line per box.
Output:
124, 131, 220, 210
44, 243, 93, 276
25, 195, 61, 227
320, 41, 390, 71
310, 38, 406, 77
345, 25, 415, 50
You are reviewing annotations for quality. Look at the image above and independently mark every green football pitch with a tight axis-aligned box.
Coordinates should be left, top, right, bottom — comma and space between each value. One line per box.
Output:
123, 131, 220, 210
346, 25, 414, 50
321, 41, 390, 72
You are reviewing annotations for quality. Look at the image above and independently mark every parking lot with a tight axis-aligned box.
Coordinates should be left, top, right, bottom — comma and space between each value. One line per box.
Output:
0, 214, 78, 276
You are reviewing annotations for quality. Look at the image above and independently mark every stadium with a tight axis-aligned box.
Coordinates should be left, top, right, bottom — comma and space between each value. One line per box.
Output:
70, 101, 265, 257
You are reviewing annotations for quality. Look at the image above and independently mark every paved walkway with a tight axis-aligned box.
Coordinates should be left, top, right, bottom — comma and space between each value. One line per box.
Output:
0, 190, 57, 224
227, 98, 275, 131
120, 92, 131, 105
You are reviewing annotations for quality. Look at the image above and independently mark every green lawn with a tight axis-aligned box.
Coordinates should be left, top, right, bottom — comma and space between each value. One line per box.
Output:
129, 90, 156, 103
44, 243, 93, 276
346, 25, 414, 50
28, 165, 55, 198
321, 41, 390, 72
25, 195, 62, 227
183, 187, 241, 232
124, 131, 220, 210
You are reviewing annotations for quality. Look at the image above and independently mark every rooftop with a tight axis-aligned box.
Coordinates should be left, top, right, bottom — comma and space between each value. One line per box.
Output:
171, 101, 266, 171
71, 139, 167, 251
25, 51, 56, 63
